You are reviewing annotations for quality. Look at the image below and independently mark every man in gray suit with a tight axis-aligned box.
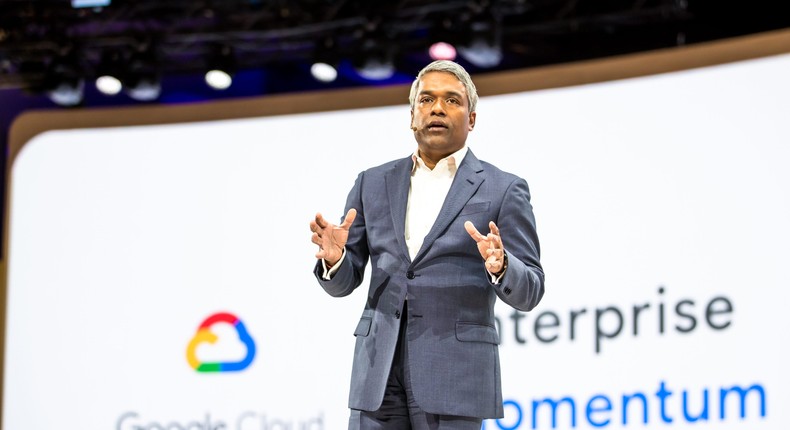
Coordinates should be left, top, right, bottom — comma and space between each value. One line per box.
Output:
310, 60, 544, 429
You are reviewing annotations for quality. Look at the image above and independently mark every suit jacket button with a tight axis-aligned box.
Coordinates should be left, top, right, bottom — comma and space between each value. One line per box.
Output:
395, 310, 401, 319
406, 271, 415, 279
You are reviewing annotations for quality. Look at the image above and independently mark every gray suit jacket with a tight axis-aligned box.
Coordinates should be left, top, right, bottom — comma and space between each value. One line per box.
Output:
314, 149, 544, 418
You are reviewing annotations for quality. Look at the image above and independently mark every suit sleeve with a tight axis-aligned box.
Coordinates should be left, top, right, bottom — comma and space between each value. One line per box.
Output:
493, 177, 545, 312
313, 172, 370, 297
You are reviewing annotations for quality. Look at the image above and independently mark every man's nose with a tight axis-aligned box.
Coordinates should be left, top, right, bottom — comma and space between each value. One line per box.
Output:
431, 100, 446, 115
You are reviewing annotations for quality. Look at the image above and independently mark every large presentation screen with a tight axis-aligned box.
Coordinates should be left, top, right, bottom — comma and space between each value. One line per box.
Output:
4, 52, 790, 430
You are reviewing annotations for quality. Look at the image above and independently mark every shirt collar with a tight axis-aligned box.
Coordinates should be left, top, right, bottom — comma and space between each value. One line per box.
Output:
411, 145, 468, 174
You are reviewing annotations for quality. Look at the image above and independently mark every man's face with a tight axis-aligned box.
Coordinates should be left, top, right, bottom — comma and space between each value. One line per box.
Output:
410, 71, 476, 161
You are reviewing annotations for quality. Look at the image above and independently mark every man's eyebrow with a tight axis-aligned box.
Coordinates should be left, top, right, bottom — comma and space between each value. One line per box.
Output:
418, 89, 465, 98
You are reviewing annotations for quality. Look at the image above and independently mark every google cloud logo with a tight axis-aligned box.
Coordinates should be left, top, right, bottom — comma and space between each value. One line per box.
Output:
186, 312, 256, 372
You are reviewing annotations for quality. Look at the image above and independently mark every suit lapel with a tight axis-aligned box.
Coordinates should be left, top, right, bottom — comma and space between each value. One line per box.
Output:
385, 156, 414, 263
413, 150, 486, 265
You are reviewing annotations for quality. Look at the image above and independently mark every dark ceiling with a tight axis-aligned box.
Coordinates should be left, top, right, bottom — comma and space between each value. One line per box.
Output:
1, 0, 789, 104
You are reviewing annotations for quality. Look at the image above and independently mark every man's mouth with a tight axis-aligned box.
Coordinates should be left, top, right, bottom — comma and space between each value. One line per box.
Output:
427, 121, 447, 130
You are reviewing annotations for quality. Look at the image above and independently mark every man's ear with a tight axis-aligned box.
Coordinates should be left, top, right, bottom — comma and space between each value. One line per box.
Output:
410, 110, 415, 129
468, 111, 476, 131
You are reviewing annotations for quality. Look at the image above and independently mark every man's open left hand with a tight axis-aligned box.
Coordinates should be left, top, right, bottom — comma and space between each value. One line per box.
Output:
310, 208, 357, 266
464, 220, 505, 275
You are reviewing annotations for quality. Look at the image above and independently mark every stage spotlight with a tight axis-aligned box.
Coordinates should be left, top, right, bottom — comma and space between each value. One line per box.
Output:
458, 21, 502, 68
356, 57, 394, 80
96, 75, 121, 95
124, 49, 161, 101
125, 76, 160, 101
45, 53, 84, 106
310, 38, 339, 83
354, 52, 394, 80
48, 79, 84, 107
95, 51, 124, 95
71, 0, 111, 8
429, 42, 457, 61
458, 39, 501, 68
310, 62, 337, 83
353, 38, 395, 81
205, 45, 235, 90
205, 69, 232, 90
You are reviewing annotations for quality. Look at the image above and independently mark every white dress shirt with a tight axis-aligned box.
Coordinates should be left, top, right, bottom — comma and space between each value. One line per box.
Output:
405, 146, 467, 259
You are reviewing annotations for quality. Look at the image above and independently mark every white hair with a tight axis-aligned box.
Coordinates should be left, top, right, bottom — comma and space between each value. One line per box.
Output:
408, 60, 478, 112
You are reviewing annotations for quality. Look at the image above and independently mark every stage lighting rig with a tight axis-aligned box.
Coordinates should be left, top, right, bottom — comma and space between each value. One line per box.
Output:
95, 51, 124, 96
205, 45, 236, 90
71, 0, 111, 8
310, 38, 339, 83
0, 0, 724, 106
458, 17, 503, 68
352, 38, 395, 81
45, 53, 84, 107
123, 50, 161, 101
